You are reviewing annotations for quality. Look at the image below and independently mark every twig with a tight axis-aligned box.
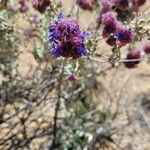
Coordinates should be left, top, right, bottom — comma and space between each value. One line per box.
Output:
50, 58, 67, 149
89, 55, 148, 63
89, 56, 106, 63
119, 57, 145, 62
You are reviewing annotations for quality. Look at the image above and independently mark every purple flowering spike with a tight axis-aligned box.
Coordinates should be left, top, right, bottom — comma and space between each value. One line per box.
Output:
48, 14, 88, 58
124, 50, 141, 68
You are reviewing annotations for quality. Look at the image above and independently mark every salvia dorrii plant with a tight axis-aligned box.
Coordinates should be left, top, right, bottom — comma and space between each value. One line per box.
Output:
0, 0, 150, 150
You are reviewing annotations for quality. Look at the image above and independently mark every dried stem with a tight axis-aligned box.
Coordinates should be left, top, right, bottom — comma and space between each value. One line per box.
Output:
50, 58, 67, 149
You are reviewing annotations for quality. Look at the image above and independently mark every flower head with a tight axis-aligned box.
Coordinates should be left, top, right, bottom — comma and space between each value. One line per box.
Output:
143, 42, 150, 54
101, 11, 117, 25
101, 12, 123, 38
124, 49, 141, 68
115, 28, 133, 46
48, 13, 88, 58
32, 0, 51, 13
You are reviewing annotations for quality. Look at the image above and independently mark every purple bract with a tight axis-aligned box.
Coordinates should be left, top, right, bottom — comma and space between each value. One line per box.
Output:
101, 12, 123, 38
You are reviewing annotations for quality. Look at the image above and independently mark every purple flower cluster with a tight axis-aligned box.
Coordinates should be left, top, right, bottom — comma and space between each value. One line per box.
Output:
76, 0, 97, 10
114, 28, 133, 46
112, 0, 146, 11
48, 14, 88, 58
101, 12, 122, 38
124, 49, 141, 68
123, 42, 150, 69
32, 0, 51, 13
101, 12, 133, 47
97, 0, 147, 27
